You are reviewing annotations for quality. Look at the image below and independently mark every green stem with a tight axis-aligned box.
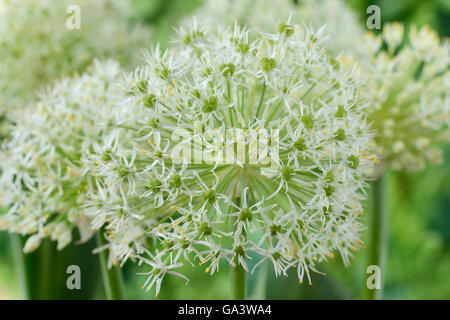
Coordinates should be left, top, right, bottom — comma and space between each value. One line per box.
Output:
230, 263, 246, 300
38, 239, 53, 299
230, 170, 247, 300
96, 232, 126, 300
255, 82, 266, 118
252, 262, 268, 300
11, 235, 60, 299
10, 234, 29, 300
364, 172, 388, 300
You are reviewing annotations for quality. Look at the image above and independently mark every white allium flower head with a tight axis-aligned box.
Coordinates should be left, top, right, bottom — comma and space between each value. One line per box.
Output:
186, 0, 365, 56
0, 60, 124, 251
85, 23, 375, 296
0, 0, 150, 115
357, 23, 450, 172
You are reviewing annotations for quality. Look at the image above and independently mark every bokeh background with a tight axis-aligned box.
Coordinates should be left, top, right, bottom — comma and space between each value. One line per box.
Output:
0, 0, 449, 299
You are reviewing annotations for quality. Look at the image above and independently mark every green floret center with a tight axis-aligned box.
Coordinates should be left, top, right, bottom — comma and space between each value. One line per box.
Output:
149, 117, 159, 128
270, 224, 282, 236
294, 137, 306, 151
156, 66, 170, 80
183, 30, 204, 44
272, 252, 281, 260
163, 239, 174, 249
102, 149, 112, 161
149, 179, 163, 192
324, 185, 335, 197
323, 206, 332, 215
347, 155, 359, 169
220, 63, 236, 77
136, 80, 148, 93
325, 171, 334, 183
237, 43, 250, 54
278, 23, 294, 37
234, 245, 245, 256
335, 128, 346, 141
281, 165, 294, 181
143, 94, 156, 108
336, 105, 347, 118
202, 96, 218, 113
260, 57, 276, 72
192, 89, 201, 99
239, 208, 253, 221
169, 174, 182, 188
301, 113, 315, 129
118, 165, 130, 178
180, 238, 190, 249
202, 189, 217, 203
199, 222, 212, 236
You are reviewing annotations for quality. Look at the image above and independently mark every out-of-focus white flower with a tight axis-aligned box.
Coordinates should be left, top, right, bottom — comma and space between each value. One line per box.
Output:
0, 0, 150, 115
186, 0, 365, 56
85, 23, 375, 295
357, 23, 450, 172
0, 60, 125, 252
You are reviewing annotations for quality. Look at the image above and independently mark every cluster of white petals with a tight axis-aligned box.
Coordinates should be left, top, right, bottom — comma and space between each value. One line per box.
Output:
357, 23, 450, 172
187, 0, 364, 56
84, 23, 375, 295
0, 0, 149, 115
0, 60, 124, 252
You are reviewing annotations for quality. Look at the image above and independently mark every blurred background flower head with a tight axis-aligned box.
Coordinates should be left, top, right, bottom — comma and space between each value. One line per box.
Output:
0, 0, 150, 117
0, 60, 125, 252
186, 0, 365, 56
359, 23, 449, 172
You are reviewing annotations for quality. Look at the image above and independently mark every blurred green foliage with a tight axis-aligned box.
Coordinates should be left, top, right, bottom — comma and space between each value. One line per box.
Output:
326, 147, 450, 299
0, 0, 448, 300
129, 0, 202, 48
347, 0, 450, 36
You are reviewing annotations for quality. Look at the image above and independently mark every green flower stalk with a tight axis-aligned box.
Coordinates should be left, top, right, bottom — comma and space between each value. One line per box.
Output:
85, 23, 375, 297
97, 231, 127, 300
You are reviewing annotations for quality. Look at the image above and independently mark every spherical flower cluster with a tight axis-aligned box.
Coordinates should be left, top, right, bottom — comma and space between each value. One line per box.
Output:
0, 60, 124, 252
85, 23, 375, 295
0, 0, 150, 115
186, 0, 364, 56
358, 23, 450, 172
